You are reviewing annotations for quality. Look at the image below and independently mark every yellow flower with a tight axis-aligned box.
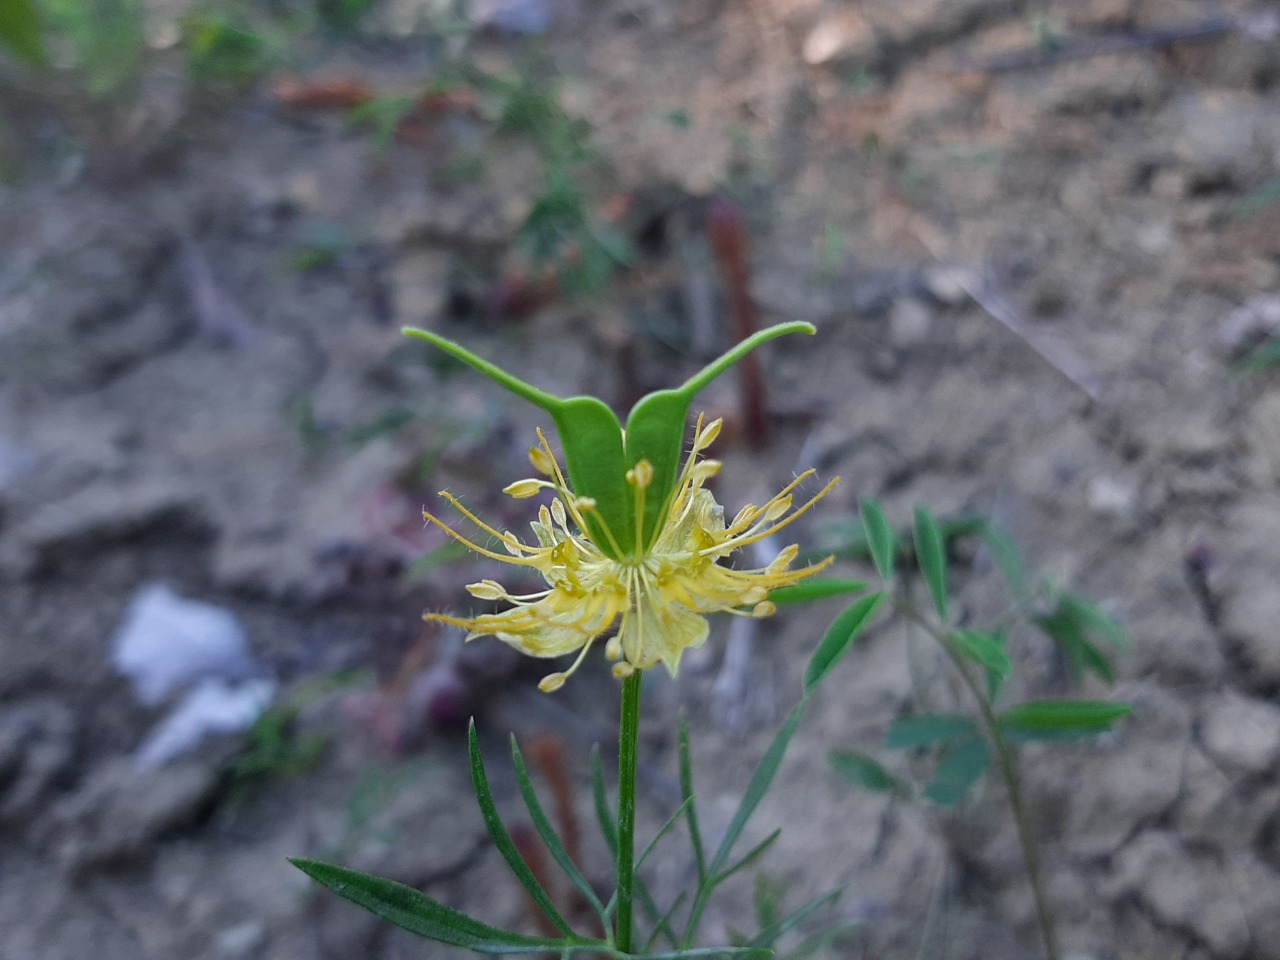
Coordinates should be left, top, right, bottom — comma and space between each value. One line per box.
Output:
423, 415, 838, 692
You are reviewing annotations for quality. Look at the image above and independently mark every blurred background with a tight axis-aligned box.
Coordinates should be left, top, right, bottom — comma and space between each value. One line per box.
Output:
2, 0, 1280, 957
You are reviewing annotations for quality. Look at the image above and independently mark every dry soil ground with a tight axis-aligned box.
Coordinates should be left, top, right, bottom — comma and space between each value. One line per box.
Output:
2, 1, 1280, 958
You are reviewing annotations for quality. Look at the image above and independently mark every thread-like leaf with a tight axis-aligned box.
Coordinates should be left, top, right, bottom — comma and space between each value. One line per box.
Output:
714, 829, 782, 885
643, 891, 690, 954
510, 737, 607, 920
709, 701, 805, 876
678, 714, 707, 883
859, 498, 896, 581
589, 745, 618, 858
468, 721, 574, 936
746, 887, 844, 949
290, 858, 572, 951
803, 592, 885, 693
638, 797, 696, 870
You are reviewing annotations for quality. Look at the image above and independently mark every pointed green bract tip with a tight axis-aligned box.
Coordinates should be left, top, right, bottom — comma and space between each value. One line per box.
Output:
402, 321, 821, 555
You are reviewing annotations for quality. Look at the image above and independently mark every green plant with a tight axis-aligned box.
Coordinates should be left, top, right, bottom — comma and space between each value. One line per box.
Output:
0, 0, 45, 66
293, 323, 874, 957
823, 499, 1131, 960
184, 10, 275, 86
37, 0, 145, 96
291, 326, 1132, 960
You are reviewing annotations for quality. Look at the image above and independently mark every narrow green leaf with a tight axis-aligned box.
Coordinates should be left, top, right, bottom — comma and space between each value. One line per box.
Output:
950, 630, 1011, 682
924, 737, 990, 805
859, 498, 896, 581
709, 701, 805, 876
290, 858, 571, 951
787, 920, 865, 959
643, 890, 689, 954
975, 520, 1026, 599
589, 744, 618, 857
768, 578, 866, 606
678, 714, 707, 883
1059, 594, 1129, 647
1000, 700, 1132, 742
467, 721, 574, 937
885, 713, 975, 750
510, 737, 607, 920
1237, 336, 1280, 372
0, 0, 45, 66
803, 592, 885, 693
1034, 603, 1116, 685
912, 506, 948, 620
828, 750, 899, 793
746, 887, 844, 949
642, 948, 773, 960
638, 796, 696, 870
714, 828, 782, 884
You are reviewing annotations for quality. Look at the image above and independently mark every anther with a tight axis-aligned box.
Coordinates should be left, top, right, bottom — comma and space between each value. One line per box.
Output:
627, 459, 654, 489
503, 479, 545, 499
466, 580, 507, 600
695, 417, 723, 451
538, 672, 567, 693
529, 446, 556, 476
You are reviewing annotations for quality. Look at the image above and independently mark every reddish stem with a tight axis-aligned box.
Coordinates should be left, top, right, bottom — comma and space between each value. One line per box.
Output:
706, 195, 768, 447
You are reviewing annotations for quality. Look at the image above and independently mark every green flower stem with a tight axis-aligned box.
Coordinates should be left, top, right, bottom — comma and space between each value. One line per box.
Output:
615, 670, 644, 953
896, 601, 1059, 960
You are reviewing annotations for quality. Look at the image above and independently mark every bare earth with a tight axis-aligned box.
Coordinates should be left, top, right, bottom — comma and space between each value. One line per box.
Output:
3, 1, 1280, 957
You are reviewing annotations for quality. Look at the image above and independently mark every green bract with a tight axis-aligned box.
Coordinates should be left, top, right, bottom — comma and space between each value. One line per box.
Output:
402, 321, 815, 559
